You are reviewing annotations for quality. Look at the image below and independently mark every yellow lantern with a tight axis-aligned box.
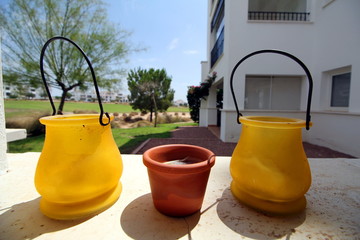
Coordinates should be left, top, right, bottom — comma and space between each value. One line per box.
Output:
34, 37, 123, 220
229, 50, 313, 215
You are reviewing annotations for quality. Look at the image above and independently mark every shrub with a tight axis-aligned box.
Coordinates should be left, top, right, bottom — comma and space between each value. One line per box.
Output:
110, 120, 120, 129
124, 116, 143, 123
155, 113, 187, 124
6, 112, 50, 136
130, 120, 153, 128
187, 72, 217, 122
73, 109, 98, 114
129, 112, 138, 117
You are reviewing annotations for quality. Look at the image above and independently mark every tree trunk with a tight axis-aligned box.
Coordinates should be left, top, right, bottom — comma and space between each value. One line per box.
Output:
57, 90, 68, 114
152, 93, 158, 127
56, 81, 81, 115
149, 110, 153, 122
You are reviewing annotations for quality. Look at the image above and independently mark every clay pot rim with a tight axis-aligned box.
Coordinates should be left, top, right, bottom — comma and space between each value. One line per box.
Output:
240, 116, 313, 129
143, 144, 215, 174
40, 114, 114, 126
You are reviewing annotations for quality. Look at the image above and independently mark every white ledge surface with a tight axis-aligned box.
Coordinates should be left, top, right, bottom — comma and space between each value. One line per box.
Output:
0, 153, 359, 240
5, 128, 27, 142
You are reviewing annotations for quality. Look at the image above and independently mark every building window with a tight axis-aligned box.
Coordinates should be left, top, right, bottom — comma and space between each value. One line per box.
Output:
248, 0, 310, 21
211, 0, 224, 32
330, 72, 351, 107
245, 75, 302, 110
210, 0, 224, 67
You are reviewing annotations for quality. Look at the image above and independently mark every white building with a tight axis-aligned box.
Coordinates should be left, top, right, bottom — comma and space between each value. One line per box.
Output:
173, 99, 186, 106
71, 87, 128, 103
200, 0, 360, 157
3, 84, 44, 99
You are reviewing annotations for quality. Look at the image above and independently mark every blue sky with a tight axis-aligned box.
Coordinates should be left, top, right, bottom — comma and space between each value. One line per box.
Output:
1, 0, 208, 101
105, 0, 208, 101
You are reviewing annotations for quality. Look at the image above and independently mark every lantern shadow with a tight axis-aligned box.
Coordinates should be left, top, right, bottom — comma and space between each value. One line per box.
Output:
0, 197, 90, 240
120, 193, 200, 240
216, 188, 306, 239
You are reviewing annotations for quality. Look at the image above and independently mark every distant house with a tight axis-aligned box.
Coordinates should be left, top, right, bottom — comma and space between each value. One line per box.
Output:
71, 87, 129, 103
3, 83, 129, 103
200, 0, 360, 157
173, 99, 186, 106
3, 84, 44, 99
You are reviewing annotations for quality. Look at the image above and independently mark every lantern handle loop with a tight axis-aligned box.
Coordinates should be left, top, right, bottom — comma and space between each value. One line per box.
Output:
40, 36, 110, 126
229, 49, 313, 130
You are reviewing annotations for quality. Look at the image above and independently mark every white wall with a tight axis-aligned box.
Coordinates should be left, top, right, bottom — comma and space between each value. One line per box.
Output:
311, 0, 360, 113
0, 41, 8, 174
309, 112, 360, 157
219, 0, 315, 141
204, 0, 360, 157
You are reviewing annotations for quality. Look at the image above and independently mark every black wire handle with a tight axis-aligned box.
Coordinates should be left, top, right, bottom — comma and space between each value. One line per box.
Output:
230, 49, 313, 130
40, 36, 110, 126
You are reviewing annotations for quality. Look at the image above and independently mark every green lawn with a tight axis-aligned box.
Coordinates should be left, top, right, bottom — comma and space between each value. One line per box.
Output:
5, 99, 193, 153
8, 122, 197, 154
4, 99, 189, 118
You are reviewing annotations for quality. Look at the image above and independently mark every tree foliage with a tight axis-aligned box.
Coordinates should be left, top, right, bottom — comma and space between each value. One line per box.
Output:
0, 0, 135, 113
127, 68, 174, 127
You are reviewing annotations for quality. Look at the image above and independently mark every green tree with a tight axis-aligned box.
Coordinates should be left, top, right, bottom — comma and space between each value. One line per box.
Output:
0, 0, 136, 114
127, 68, 174, 127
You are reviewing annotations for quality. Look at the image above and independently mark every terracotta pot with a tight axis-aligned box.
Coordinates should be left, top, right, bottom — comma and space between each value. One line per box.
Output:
143, 144, 215, 217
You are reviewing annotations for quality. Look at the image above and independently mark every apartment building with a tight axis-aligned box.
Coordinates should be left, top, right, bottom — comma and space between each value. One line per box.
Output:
3, 83, 129, 103
3, 84, 44, 99
200, 0, 360, 157
71, 88, 129, 103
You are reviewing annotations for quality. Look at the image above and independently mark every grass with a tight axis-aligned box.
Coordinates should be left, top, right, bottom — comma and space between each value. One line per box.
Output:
8, 122, 197, 154
8, 134, 46, 153
6, 99, 193, 153
4, 99, 189, 119
5, 99, 188, 111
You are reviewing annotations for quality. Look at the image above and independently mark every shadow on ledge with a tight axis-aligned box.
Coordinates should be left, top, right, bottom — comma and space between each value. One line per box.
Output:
0, 198, 89, 240
216, 188, 306, 240
120, 193, 200, 240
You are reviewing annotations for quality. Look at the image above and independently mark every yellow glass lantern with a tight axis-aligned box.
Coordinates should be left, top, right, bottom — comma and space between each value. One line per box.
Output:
229, 50, 313, 215
34, 37, 123, 220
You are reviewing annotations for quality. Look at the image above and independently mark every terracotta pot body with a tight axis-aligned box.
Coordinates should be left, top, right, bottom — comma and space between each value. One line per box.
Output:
230, 116, 312, 215
35, 114, 123, 220
143, 144, 215, 217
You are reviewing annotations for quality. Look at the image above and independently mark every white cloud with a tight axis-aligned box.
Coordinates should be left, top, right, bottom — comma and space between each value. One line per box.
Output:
167, 38, 179, 50
183, 50, 199, 55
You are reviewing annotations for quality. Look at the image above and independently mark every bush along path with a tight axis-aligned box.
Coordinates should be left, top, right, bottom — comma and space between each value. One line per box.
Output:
187, 72, 217, 122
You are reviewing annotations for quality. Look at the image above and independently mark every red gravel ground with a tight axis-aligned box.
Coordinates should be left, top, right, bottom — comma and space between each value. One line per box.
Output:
133, 126, 355, 158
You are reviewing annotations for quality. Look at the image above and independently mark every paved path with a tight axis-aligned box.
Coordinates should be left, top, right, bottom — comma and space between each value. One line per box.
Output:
133, 126, 355, 158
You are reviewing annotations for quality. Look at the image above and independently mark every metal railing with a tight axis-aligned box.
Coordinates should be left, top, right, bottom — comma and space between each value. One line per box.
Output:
248, 11, 310, 21
211, 27, 224, 68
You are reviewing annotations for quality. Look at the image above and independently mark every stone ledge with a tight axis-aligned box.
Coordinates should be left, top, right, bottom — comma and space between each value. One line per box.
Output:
5, 128, 27, 142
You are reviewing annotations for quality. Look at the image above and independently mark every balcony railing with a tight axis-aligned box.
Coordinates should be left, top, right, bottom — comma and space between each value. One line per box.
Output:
248, 11, 310, 21
211, 27, 224, 68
